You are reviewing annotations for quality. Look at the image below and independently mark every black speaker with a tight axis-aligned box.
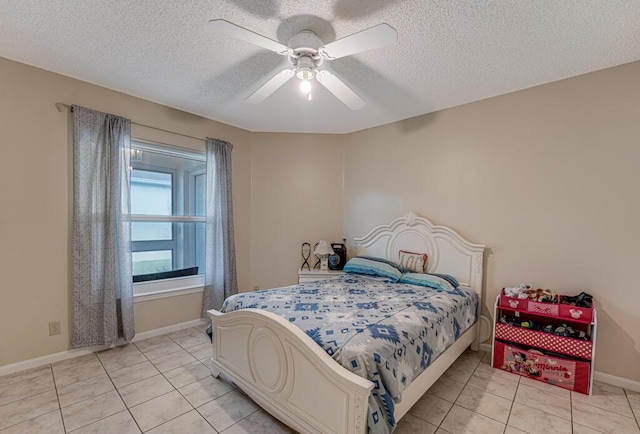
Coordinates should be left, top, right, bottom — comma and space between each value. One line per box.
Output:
328, 243, 347, 270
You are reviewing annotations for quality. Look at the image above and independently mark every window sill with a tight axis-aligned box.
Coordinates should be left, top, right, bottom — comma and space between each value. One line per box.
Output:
133, 275, 204, 302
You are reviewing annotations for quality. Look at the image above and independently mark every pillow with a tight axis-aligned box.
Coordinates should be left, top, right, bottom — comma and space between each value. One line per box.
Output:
427, 273, 460, 289
399, 273, 456, 291
357, 256, 406, 272
398, 250, 428, 273
343, 257, 402, 282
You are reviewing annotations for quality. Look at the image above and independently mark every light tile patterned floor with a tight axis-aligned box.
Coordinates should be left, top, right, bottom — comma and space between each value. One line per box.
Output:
1, 325, 639, 434
397, 350, 640, 434
0, 324, 290, 434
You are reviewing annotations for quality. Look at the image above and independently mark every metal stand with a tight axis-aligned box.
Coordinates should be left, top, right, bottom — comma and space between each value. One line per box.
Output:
301, 243, 311, 270
313, 242, 320, 270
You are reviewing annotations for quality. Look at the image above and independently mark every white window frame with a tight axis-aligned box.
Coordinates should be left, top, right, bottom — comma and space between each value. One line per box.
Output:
130, 140, 206, 298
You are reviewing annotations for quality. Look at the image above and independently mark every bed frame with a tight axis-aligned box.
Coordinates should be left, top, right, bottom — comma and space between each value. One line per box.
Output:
207, 212, 485, 434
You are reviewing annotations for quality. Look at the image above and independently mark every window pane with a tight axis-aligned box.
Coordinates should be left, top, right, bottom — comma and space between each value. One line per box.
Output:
132, 222, 172, 241
132, 222, 205, 279
131, 145, 205, 216
132, 250, 172, 275
131, 169, 172, 215
131, 142, 206, 283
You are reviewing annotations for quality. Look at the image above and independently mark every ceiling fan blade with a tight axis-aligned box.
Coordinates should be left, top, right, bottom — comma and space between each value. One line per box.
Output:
316, 70, 365, 110
209, 19, 292, 55
318, 23, 397, 60
246, 69, 295, 104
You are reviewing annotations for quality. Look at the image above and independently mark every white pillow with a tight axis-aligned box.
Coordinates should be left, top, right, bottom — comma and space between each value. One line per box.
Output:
398, 250, 428, 273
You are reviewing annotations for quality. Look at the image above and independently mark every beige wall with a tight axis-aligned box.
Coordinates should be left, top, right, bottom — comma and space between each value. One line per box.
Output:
134, 293, 204, 333
249, 133, 345, 290
343, 61, 640, 381
2, 55, 639, 383
0, 58, 253, 366
0, 57, 344, 368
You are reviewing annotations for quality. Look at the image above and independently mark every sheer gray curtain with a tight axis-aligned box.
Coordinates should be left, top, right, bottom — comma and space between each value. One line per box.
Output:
202, 138, 238, 315
72, 105, 134, 347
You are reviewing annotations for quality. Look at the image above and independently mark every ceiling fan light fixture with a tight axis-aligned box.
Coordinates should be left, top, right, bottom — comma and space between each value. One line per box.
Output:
296, 68, 314, 81
295, 55, 315, 81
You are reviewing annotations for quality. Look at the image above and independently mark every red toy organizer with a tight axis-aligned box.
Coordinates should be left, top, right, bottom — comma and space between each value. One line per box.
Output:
493, 292, 597, 395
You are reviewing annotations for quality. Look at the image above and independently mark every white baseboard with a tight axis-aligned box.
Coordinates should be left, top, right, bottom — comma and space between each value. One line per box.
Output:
479, 343, 492, 353
132, 319, 206, 342
594, 371, 640, 393
0, 318, 208, 377
0, 346, 110, 377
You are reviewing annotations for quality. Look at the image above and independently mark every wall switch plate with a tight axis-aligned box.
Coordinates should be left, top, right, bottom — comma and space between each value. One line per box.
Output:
49, 321, 61, 336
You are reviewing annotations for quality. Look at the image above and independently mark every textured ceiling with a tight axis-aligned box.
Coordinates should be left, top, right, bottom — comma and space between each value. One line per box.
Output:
1, 1, 639, 133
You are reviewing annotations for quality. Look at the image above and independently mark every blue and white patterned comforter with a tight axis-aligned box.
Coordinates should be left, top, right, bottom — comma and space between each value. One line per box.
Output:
220, 274, 478, 434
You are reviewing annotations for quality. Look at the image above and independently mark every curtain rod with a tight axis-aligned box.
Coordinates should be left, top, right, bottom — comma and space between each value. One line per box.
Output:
55, 102, 206, 143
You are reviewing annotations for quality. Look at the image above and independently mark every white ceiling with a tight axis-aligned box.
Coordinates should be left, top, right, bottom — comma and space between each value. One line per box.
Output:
2, 1, 639, 134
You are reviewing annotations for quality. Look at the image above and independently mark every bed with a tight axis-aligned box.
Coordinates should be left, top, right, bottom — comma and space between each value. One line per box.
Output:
207, 212, 486, 433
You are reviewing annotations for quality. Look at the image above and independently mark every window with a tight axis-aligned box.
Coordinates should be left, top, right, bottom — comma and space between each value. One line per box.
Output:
130, 141, 206, 293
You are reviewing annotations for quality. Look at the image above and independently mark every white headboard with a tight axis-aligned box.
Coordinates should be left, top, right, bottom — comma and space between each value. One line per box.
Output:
354, 212, 485, 297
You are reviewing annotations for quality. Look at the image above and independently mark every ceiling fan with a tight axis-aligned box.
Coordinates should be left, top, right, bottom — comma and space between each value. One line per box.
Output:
209, 19, 398, 110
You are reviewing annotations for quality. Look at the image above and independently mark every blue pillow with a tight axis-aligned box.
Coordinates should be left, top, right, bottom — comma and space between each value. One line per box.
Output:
357, 256, 406, 272
357, 256, 459, 287
343, 257, 402, 282
399, 273, 456, 291
426, 273, 460, 288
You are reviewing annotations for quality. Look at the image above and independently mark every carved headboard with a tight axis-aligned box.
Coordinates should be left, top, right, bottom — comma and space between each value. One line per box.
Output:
353, 212, 485, 298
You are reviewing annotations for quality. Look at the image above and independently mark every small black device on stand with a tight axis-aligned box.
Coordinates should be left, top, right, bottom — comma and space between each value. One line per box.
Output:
328, 240, 347, 270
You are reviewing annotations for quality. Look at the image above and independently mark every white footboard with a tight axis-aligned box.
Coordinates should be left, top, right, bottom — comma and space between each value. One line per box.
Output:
207, 308, 374, 434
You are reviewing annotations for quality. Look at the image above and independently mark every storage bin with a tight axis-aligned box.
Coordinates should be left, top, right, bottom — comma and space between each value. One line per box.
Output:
495, 323, 592, 360
558, 300, 594, 322
527, 300, 559, 316
499, 294, 528, 310
493, 340, 591, 394
499, 290, 559, 315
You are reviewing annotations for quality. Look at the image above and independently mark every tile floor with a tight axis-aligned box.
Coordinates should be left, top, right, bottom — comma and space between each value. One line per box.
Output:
0, 324, 638, 434
396, 349, 640, 434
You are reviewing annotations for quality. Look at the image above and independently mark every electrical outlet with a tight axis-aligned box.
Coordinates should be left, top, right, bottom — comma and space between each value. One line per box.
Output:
49, 321, 61, 336
253, 286, 260, 291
